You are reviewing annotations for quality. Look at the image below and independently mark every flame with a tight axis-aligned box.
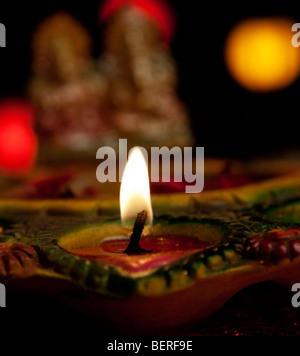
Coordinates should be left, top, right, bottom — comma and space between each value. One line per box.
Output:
120, 147, 153, 225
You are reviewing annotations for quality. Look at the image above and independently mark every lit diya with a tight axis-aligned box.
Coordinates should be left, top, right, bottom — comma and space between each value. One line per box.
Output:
60, 148, 219, 277
2, 158, 300, 334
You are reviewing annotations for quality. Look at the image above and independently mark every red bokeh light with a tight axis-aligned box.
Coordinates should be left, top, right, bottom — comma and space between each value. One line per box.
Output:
0, 100, 38, 176
99, 0, 175, 43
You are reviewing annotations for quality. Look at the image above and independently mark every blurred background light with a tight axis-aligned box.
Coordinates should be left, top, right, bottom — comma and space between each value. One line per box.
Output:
224, 17, 300, 92
0, 100, 38, 177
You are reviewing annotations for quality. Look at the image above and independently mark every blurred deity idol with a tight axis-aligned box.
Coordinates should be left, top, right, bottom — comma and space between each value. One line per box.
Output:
28, 13, 110, 153
28, 1, 193, 159
98, 0, 193, 147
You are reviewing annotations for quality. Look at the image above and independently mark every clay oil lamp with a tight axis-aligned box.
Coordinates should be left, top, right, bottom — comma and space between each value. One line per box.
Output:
2, 154, 300, 334
58, 147, 222, 283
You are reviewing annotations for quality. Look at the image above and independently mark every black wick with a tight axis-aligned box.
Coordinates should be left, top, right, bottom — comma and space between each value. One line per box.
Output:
124, 210, 151, 255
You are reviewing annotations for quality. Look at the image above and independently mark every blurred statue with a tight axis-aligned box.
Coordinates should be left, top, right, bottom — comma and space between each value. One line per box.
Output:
29, 2, 193, 156
29, 13, 109, 150
98, 0, 193, 146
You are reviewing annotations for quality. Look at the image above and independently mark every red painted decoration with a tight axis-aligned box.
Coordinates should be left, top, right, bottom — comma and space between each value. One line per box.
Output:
27, 173, 74, 199
205, 163, 253, 190
245, 228, 300, 262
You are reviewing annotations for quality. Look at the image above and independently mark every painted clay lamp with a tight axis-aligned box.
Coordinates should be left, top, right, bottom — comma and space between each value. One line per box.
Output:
60, 148, 217, 276
1, 166, 300, 333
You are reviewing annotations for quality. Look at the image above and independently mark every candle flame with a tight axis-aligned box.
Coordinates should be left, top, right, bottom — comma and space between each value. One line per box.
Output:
120, 147, 153, 225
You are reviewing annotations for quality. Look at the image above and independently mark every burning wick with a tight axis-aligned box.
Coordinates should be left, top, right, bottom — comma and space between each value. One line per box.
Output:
124, 210, 151, 255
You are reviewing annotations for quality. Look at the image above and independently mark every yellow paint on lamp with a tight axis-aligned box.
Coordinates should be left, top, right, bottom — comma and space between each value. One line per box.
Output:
224, 18, 300, 92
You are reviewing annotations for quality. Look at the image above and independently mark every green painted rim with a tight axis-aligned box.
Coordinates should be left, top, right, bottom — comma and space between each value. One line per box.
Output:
30, 216, 240, 297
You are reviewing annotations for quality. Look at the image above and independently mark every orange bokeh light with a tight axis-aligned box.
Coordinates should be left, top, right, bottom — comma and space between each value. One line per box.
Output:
224, 18, 300, 92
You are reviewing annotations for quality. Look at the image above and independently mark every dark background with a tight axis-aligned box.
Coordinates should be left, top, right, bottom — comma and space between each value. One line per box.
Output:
0, 0, 300, 158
